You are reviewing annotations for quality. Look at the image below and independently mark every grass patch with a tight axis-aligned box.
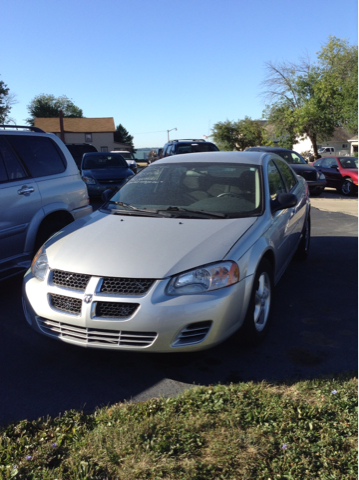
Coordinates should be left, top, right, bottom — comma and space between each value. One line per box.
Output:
0, 374, 357, 479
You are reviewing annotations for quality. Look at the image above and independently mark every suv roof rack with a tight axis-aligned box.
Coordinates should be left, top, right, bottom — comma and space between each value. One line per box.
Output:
170, 139, 206, 143
0, 125, 45, 133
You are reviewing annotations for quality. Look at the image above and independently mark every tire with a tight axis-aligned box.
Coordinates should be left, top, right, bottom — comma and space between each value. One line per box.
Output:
34, 220, 68, 255
340, 178, 354, 196
310, 188, 324, 197
295, 213, 310, 261
241, 258, 273, 346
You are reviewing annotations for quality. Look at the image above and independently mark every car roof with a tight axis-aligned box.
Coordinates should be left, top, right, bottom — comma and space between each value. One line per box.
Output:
83, 152, 124, 156
155, 151, 266, 165
246, 146, 293, 153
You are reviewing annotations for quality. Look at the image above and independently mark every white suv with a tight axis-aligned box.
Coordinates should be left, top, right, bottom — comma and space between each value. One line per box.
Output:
0, 125, 92, 280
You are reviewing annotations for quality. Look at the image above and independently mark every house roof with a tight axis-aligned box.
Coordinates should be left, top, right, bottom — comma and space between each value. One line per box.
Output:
34, 117, 116, 133
348, 134, 358, 142
318, 126, 354, 143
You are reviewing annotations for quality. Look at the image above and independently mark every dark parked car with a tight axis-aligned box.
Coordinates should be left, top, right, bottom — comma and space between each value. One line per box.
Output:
81, 152, 134, 196
162, 139, 219, 157
311, 156, 358, 196
245, 147, 327, 197
65, 143, 98, 168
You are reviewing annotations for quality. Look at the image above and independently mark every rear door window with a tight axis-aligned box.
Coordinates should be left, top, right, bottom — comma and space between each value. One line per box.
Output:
267, 160, 287, 200
7, 135, 66, 178
0, 156, 8, 183
0, 137, 28, 181
275, 160, 297, 191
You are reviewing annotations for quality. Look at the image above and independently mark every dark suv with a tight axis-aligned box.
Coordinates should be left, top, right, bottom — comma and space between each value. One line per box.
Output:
245, 146, 327, 197
65, 143, 98, 168
162, 139, 219, 157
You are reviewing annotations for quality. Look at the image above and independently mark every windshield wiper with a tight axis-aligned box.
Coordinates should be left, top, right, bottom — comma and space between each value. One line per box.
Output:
157, 206, 228, 218
106, 201, 162, 216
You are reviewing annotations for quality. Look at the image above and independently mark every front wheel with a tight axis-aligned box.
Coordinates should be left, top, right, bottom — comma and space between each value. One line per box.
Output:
340, 178, 354, 196
241, 258, 273, 346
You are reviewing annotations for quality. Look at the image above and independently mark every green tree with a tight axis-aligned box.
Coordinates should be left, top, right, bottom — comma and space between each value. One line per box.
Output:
0, 78, 17, 124
26, 94, 83, 125
212, 117, 266, 151
317, 36, 358, 133
261, 37, 358, 158
114, 124, 134, 148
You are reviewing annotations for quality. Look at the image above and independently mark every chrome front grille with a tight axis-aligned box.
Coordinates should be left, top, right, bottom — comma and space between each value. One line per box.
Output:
100, 277, 155, 295
51, 270, 90, 291
37, 318, 157, 347
49, 294, 82, 315
95, 301, 139, 318
173, 321, 212, 347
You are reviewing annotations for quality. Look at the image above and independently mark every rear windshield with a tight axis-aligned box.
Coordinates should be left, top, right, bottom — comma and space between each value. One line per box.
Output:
175, 143, 219, 154
117, 152, 135, 160
83, 154, 128, 169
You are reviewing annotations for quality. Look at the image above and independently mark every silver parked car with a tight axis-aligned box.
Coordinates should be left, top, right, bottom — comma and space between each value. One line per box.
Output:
23, 152, 310, 352
0, 125, 92, 281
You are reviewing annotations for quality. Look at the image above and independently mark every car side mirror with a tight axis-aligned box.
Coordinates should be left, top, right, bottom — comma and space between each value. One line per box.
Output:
330, 165, 338, 169
101, 187, 118, 203
272, 193, 298, 212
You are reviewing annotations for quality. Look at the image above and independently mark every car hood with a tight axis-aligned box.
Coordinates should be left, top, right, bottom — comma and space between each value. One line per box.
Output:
45, 211, 257, 278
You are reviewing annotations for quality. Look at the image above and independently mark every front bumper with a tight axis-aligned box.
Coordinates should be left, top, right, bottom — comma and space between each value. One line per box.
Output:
22, 268, 253, 353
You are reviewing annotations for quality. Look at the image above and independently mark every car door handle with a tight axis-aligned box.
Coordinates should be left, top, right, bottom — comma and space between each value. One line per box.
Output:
18, 186, 35, 196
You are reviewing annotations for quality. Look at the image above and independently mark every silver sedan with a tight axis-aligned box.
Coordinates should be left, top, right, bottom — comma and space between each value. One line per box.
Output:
23, 152, 310, 352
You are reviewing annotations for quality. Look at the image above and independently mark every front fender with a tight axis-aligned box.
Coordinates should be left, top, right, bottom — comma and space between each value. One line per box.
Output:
24, 203, 75, 253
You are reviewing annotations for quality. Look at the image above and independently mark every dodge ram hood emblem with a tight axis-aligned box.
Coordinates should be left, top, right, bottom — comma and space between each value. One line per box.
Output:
84, 294, 93, 304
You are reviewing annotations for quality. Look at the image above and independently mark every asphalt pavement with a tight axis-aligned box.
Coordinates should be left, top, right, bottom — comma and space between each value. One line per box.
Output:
0, 196, 357, 427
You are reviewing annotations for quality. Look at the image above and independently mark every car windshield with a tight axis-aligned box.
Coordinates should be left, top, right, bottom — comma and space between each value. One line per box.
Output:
83, 154, 128, 169
338, 157, 358, 169
105, 162, 263, 218
176, 143, 219, 154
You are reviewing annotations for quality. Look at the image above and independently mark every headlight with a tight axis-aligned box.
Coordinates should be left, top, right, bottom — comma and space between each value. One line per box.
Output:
31, 247, 49, 281
317, 171, 326, 180
82, 176, 97, 185
166, 261, 239, 295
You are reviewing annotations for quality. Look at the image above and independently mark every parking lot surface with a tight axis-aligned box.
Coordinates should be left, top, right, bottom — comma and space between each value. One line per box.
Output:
0, 195, 357, 426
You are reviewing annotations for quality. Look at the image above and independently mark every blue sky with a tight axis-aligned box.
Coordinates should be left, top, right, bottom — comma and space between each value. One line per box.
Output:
1, 0, 358, 148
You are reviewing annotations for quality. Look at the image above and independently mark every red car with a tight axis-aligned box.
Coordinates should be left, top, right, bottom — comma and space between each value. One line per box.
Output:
312, 156, 358, 196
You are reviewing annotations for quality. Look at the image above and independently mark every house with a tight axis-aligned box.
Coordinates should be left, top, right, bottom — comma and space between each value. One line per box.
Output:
292, 127, 355, 155
34, 117, 131, 152
348, 135, 358, 155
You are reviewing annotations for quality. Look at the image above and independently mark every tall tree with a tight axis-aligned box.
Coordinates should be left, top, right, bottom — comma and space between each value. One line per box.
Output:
212, 117, 266, 151
261, 37, 358, 158
26, 94, 83, 125
114, 124, 134, 148
0, 78, 17, 124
